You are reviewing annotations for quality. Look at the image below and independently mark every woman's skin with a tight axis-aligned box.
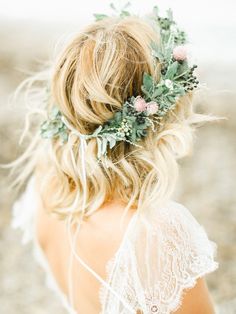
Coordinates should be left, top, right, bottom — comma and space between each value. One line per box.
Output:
35, 175, 216, 314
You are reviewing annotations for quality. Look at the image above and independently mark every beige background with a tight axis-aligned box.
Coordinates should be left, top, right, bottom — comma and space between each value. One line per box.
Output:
0, 5, 235, 313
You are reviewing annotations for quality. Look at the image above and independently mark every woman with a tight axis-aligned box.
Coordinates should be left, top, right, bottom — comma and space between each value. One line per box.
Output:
9, 6, 219, 314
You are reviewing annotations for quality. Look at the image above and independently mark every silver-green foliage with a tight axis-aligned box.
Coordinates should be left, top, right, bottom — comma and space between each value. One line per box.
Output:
40, 5, 199, 160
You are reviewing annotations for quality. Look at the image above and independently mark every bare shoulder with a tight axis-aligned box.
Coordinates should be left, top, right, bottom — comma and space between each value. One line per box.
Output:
173, 277, 216, 314
33, 169, 65, 250
77, 202, 137, 257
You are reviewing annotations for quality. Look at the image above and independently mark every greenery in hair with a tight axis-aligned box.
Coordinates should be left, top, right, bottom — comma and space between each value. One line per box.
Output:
94, 2, 131, 21
40, 4, 199, 160
40, 107, 68, 143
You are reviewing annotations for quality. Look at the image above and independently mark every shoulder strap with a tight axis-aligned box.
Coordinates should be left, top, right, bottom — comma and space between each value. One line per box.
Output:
66, 213, 137, 313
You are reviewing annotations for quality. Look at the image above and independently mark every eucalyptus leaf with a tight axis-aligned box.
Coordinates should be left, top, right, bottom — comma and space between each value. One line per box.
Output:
40, 5, 198, 159
152, 50, 164, 61
94, 14, 108, 21
150, 41, 164, 61
136, 123, 147, 130
91, 125, 103, 137
150, 41, 159, 52
40, 121, 48, 130
121, 10, 131, 17
152, 86, 164, 98
166, 95, 176, 103
165, 61, 179, 80
137, 129, 146, 137
143, 73, 154, 92
108, 136, 117, 149
114, 111, 122, 122
59, 132, 69, 143
127, 115, 136, 123
49, 107, 60, 119
42, 128, 58, 138
131, 129, 137, 142
141, 85, 150, 98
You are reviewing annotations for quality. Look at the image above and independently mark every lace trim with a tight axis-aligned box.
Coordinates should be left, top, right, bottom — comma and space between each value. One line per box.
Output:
98, 241, 218, 314
11, 178, 219, 314
98, 255, 117, 309
144, 242, 219, 313
98, 213, 139, 314
169, 261, 219, 313
97, 202, 219, 314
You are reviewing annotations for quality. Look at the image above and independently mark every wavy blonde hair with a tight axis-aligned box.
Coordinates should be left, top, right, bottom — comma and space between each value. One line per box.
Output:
6, 16, 220, 223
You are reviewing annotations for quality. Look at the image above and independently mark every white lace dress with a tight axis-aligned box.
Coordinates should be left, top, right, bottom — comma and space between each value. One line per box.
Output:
11, 175, 219, 314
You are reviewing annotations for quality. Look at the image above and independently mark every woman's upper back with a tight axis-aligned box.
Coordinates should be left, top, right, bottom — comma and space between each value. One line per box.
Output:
12, 175, 218, 314
36, 196, 137, 313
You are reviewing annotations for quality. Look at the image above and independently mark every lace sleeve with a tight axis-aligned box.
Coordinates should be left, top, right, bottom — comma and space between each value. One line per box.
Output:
140, 200, 219, 313
84, 200, 218, 314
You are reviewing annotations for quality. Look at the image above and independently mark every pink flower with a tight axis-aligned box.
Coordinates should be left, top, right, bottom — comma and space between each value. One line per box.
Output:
146, 101, 159, 115
134, 96, 147, 112
173, 45, 187, 61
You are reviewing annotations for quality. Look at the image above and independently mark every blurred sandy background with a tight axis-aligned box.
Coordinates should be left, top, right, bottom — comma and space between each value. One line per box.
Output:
0, 0, 235, 313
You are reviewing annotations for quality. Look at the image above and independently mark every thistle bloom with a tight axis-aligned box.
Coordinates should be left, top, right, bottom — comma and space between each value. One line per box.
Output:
134, 96, 147, 112
146, 101, 159, 115
173, 45, 187, 61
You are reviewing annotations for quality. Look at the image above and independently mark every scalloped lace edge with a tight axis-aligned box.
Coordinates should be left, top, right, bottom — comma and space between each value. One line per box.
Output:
98, 250, 219, 313
168, 261, 219, 313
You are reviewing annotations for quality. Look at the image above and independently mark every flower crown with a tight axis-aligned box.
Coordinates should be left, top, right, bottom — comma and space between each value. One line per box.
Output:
40, 4, 199, 161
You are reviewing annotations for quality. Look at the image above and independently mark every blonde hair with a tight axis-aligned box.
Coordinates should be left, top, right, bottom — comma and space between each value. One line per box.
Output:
5, 16, 221, 223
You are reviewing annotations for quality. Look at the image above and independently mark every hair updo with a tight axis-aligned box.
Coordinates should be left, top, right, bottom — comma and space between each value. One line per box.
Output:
7, 15, 218, 222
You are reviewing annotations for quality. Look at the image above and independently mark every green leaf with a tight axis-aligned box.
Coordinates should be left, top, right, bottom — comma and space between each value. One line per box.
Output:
150, 41, 164, 61
176, 86, 186, 96
94, 13, 108, 21
107, 135, 116, 149
143, 72, 154, 92
150, 41, 159, 52
141, 85, 151, 98
42, 128, 58, 138
175, 60, 189, 78
152, 86, 164, 98
136, 129, 146, 137
131, 128, 137, 142
40, 121, 48, 131
120, 10, 131, 17
127, 115, 136, 123
165, 61, 179, 80
114, 111, 122, 122
152, 50, 164, 61
91, 125, 103, 137
110, 2, 131, 18
49, 107, 60, 119
59, 132, 69, 143
136, 123, 147, 130
166, 95, 176, 103
122, 105, 129, 116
